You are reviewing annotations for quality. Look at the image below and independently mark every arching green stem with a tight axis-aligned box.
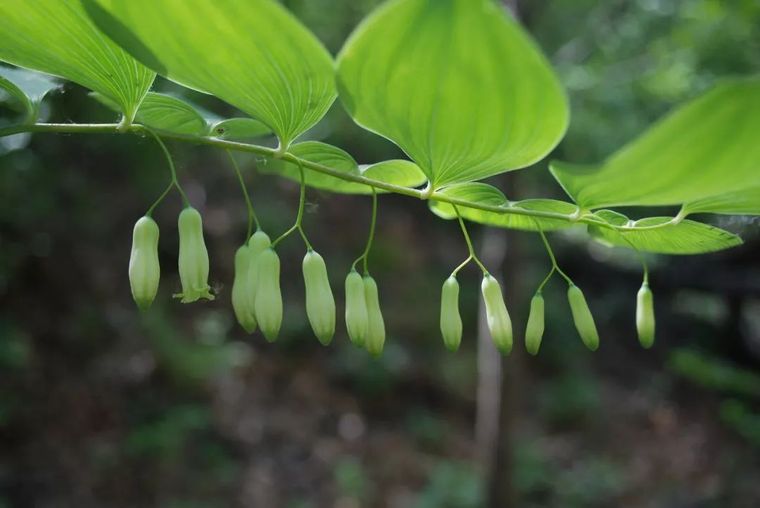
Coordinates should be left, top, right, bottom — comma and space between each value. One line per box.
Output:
226, 150, 260, 240
454, 205, 488, 275
537, 228, 573, 285
145, 181, 174, 217
145, 129, 190, 207
0, 122, 688, 236
272, 159, 312, 249
536, 266, 556, 293
450, 255, 474, 278
352, 188, 378, 274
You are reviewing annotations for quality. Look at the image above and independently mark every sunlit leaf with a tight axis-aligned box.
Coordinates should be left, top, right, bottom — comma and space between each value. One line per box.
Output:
683, 186, 760, 216
0, 0, 155, 122
429, 183, 579, 231
265, 142, 426, 194
86, 0, 336, 146
589, 213, 742, 254
358, 160, 428, 193
337, 0, 568, 187
550, 79, 760, 209
93, 91, 207, 136
210, 118, 272, 141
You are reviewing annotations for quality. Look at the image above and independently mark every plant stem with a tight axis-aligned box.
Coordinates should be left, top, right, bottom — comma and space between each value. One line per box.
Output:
450, 255, 474, 278
272, 159, 311, 249
226, 150, 260, 240
144, 129, 190, 207
536, 266, 556, 293
455, 205, 489, 275
0, 122, 679, 234
145, 182, 174, 217
352, 188, 378, 274
537, 228, 573, 285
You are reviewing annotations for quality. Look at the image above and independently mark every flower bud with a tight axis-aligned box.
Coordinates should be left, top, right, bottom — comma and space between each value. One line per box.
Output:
567, 284, 599, 351
176, 207, 214, 303
636, 282, 655, 349
344, 270, 368, 347
128, 216, 160, 310
246, 230, 272, 310
525, 293, 545, 355
232, 245, 256, 333
481, 275, 513, 354
303, 250, 336, 346
254, 248, 282, 342
440, 276, 463, 352
363, 275, 385, 357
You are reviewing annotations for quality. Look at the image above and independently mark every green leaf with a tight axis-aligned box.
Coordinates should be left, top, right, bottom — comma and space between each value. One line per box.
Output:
683, 186, 760, 216
85, 0, 336, 147
94, 90, 273, 139
336, 0, 568, 187
429, 183, 579, 231
358, 160, 428, 193
0, 66, 60, 122
93, 91, 208, 136
589, 213, 742, 255
210, 118, 272, 141
0, 0, 155, 123
550, 79, 760, 209
264, 142, 426, 195
128, 93, 207, 136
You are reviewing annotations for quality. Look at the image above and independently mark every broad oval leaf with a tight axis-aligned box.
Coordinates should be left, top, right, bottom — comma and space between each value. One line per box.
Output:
211, 118, 272, 141
589, 214, 742, 255
337, 0, 569, 187
93, 91, 208, 136
128, 93, 207, 136
359, 160, 428, 194
683, 186, 760, 216
429, 183, 578, 231
0, 66, 60, 122
265, 142, 426, 194
86, 0, 336, 147
550, 79, 760, 209
0, 0, 154, 122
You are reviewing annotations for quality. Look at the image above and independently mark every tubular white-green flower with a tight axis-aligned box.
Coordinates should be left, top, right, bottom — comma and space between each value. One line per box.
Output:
636, 282, 655, 349
481, 274, 513, 354
128, 216, 160, 310
567, 284, 599, 351
344, 270, 368, 347
440, 276, 463, 352
525, 293, 545, 355
303, 249, 336, 345
246, 230, 272, 311
363, 275, 385, 357
254, 247, 282, 342
232, 245, 256, 333
176, 207, 213, 303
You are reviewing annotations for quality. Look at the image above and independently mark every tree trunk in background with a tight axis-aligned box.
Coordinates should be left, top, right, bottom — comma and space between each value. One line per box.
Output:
475, 228, 516, 508
475, 1, 524, 505
476, 0, 520, 495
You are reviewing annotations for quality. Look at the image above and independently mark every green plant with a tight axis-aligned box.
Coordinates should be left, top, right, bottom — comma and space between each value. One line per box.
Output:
128, 215, 161, 310
0, 0, 758, 354
302, 249, 336, 345
481, 274, 514, 354
567, 284, 600, 352
636, 282, 655, 349
440, 276, 463, 352
525, 293, 545, 356
363, 275, 386, 357
176, 207, 213, 303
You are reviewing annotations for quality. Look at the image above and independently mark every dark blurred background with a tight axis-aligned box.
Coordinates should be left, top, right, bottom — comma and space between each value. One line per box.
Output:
1, 0, 760, 507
